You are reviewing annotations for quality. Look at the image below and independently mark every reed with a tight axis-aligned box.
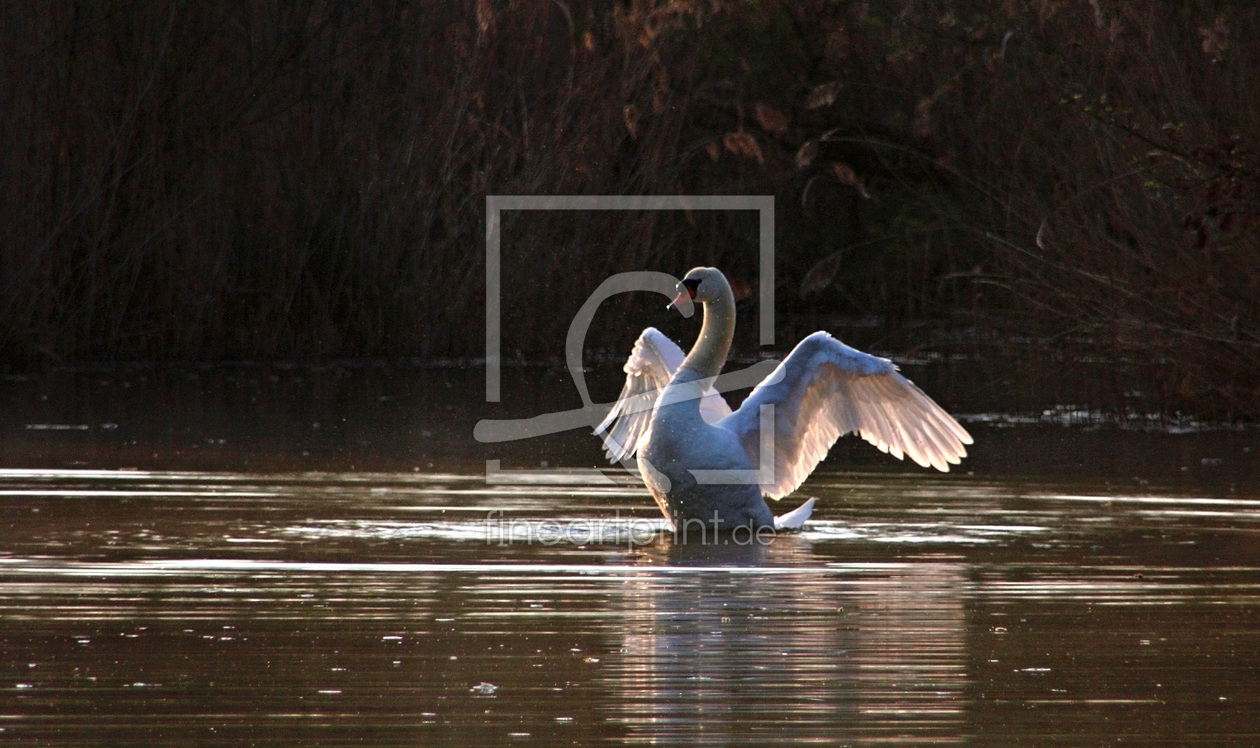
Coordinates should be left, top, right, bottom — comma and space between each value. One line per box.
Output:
1, 1, 1255, 418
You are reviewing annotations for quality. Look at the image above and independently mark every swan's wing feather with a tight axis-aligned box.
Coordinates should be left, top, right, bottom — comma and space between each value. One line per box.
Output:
594, 328, 678, 462
595, 328, 731, 462
721, 332, 972, 498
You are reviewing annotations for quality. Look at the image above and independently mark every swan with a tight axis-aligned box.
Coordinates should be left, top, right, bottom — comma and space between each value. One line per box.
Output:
595, 267, 973, 535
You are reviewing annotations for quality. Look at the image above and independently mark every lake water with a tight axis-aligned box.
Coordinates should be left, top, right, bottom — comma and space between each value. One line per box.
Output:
0, 366, 1257, 745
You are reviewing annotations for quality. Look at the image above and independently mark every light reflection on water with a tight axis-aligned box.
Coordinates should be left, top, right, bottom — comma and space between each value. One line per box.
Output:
0, 468, 1257, 744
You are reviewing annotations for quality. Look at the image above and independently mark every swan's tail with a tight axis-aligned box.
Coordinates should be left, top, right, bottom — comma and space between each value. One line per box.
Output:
773, 497, 815, 531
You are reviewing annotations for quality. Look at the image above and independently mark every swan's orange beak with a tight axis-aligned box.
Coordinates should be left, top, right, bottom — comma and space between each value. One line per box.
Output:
667, 289, 695, 317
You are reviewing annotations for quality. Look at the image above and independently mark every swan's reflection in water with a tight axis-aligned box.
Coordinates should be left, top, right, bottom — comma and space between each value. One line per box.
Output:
607, 537, 968, 744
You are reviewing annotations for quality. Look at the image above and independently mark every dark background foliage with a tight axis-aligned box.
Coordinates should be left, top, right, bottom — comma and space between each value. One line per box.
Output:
2, 1, 1257, 418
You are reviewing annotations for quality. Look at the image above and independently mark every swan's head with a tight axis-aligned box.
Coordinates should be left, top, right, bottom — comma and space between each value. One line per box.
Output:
667, 267, 728, 315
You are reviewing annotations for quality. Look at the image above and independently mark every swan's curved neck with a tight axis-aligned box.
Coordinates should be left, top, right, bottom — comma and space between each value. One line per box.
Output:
680, 283, 735, 381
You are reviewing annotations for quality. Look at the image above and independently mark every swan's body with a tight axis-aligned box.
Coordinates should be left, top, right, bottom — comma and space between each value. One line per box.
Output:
596, 267, 972, 533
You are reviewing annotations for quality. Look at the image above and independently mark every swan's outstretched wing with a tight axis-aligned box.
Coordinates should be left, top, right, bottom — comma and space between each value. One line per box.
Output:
721, 332, 973, 498
595, 327, 731, 462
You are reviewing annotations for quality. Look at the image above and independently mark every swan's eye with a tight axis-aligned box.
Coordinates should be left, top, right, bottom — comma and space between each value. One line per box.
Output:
681, 278, 700, 299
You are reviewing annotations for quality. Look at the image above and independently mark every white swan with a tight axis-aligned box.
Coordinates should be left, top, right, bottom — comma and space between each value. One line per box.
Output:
595, 267, 973, 534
